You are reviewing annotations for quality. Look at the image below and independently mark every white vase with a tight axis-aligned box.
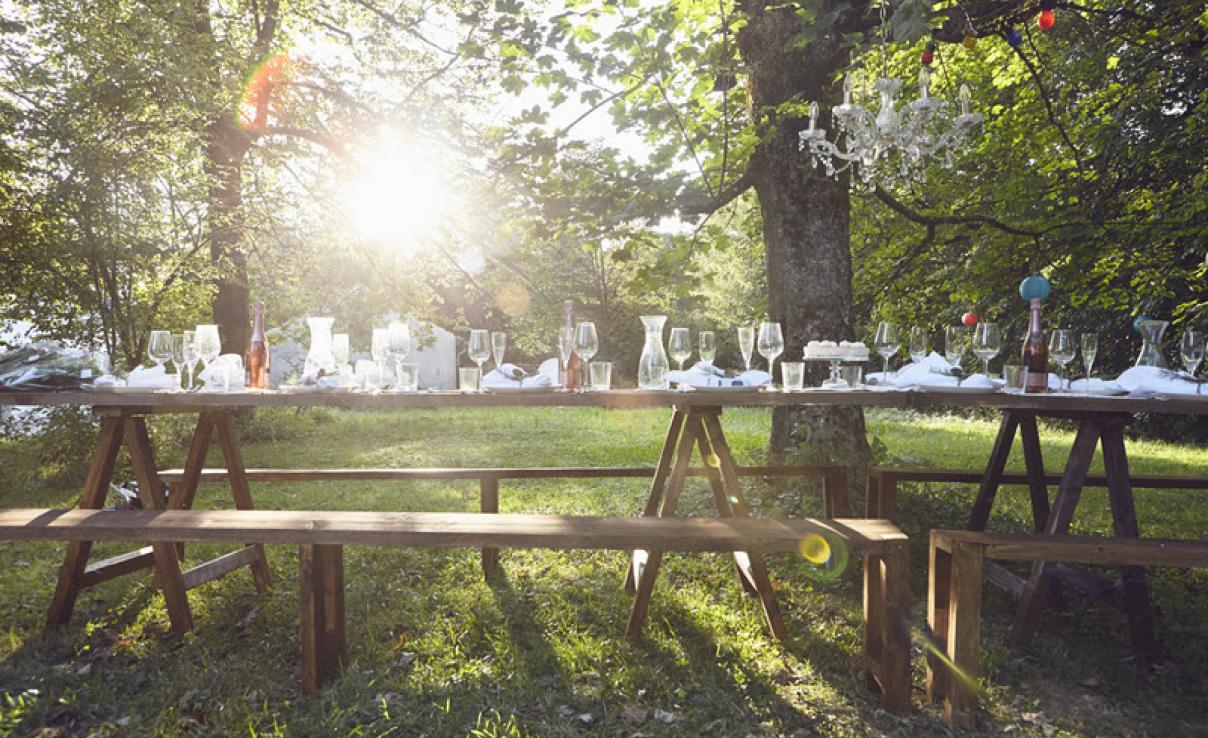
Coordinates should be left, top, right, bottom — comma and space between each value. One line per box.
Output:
303, 316, 338, 378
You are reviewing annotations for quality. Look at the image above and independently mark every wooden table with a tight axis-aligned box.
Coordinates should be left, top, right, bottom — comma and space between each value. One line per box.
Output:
3, 388, 1206, 658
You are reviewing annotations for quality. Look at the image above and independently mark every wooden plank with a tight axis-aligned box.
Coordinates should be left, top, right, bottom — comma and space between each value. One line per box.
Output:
865, 467, 1208, 490
823, 467, 850, 518
0, 508, 903, 553
934, 530, 1208, 567
124, 416, 194, 635
46, 416, 124, 630
1017, 416, 1051, 531
967, 412, 1019, 531
213, 412, 272, 592
693, 417, 758, 595
480, 475, 500, 577
926, 532, 952, 704
156, 464, 845, 483
170, 413, 215, 559
181, 546, 260, 590
80, 546, 155, 588
945, 541, 984, 730
299, 544, 347, 695
878, 540, 912, 714
625, 410, 685, 594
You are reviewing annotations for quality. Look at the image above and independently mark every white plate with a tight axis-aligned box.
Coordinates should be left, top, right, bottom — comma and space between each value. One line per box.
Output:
685, 384, 769, 393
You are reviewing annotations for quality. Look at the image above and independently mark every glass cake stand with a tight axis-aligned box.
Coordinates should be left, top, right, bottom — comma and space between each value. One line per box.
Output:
806, 355, 866, 388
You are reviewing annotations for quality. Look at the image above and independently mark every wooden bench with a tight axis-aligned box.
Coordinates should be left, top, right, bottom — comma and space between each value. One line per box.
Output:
159, 464, 851, 576
0, 508, 910, 711
927, 529, 1208, 729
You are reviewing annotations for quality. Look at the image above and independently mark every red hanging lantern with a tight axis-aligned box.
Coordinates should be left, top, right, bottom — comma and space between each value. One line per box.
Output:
1037, 8, 1055, 30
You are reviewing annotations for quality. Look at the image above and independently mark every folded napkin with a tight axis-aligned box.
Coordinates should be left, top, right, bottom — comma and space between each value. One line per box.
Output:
197, 354, 246, 391
866, 353, 993, 388
1068, 377, 1125, 393
316, 373, 357, 390
665, 368, 771, 388
125, 365, 180, 390
1115, 366, 1207, 396
483, 361, 556, 389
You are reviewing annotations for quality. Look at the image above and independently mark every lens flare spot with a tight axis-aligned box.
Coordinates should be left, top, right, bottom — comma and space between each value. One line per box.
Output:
239, 53, 296, 131
798, 533, 831, 565
727, 495, 739, 505
914, 623, 985, 698
495, 282, 531, 317
704, 453, 720, 468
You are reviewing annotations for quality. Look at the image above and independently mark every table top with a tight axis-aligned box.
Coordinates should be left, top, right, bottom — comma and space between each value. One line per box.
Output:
2, 388, 1208, 416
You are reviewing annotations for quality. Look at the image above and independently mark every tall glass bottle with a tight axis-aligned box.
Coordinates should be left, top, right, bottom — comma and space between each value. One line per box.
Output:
1020, 299, 1049, 393
638, 315, 670, 389
246, 301, 271, 388
562, 300, 583, 390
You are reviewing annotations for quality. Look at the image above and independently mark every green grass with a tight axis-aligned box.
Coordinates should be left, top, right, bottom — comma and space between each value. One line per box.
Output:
1, 407, 1206, 737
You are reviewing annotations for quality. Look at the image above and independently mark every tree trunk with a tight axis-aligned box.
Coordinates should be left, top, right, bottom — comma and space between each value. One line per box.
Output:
205, 118, 252, 355
739, 2, 870, 493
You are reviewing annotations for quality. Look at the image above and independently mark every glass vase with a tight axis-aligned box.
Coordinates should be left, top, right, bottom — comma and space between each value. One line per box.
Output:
1134, 319, 1169, 369
303, 316, 338, 378
637, 315, 670, 390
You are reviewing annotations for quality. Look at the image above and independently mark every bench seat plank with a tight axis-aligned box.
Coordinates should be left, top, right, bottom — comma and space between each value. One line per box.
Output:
158, 465, 843, 482
0, 509, 902, 554
932, 530, 1208, 568
871, 466, 1208, 489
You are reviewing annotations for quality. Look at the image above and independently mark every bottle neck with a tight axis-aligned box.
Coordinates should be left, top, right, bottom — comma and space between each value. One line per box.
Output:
252, 302, 265, 338
1028, 299, 1043, 334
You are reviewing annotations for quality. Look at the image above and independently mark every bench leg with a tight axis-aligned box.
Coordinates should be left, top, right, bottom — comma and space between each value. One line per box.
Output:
626, 409, 685, 594
945, 541, 984, 730
926, 533, 951, 704
300, 544, 347, 695
45, 416, 124, 632
823, 467, 850, 518
866, 472, 897, 522
862, 542, 910, 714
480, 476, 500, 577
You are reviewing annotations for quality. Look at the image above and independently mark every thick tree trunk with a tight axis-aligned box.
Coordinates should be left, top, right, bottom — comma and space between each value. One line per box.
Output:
205, 118, 252, 355
739, 2, 870, 490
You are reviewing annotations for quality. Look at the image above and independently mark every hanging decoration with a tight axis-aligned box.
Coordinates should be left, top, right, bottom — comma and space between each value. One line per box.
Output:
1004, 27, 1023, 47
1037, 1, 1056, 30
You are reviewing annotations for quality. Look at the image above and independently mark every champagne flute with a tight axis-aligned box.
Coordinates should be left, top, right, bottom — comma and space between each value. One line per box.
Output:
737, 324, 755, 371
1181, 329, 1203, 394
170, 334, 185, 388
1081, 332, 1099, 390
757, 321, 783, 378
332, 333, 350, 372
873, 321, 900, 377
944, 325, 966, 371
908, 326, 928, 363
147, 330, 173, 371
558, 325, 574, 387
1049, 329, 1076, 393
669, 327, 691, 370
181, 330, 198, 390
698, 330, 716, 369
386, 320, 410, 391
195, 325, 221, 386
468, 329, 490, 390
491, 331, 507, 370
371, 328, 389, 388
972, 322, 1001, 377
574, 322, 599, 374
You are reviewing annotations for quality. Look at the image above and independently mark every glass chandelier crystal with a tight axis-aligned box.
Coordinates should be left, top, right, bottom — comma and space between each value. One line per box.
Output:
799, 59, 983, 186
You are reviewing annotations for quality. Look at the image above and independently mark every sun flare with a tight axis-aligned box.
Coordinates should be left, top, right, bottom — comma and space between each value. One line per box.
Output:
343, 136, 452, 252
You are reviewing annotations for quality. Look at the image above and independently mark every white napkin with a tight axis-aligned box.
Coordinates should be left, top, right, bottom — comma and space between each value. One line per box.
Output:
316, 373, 357, 390
197, 354, 246, 391
1068, 377, 1125, 393
125, 365, 180, 390
665, 368, 771, 388
483, 362, 555, 389
1116, 366, 1206, 396
537, 358, 560, 380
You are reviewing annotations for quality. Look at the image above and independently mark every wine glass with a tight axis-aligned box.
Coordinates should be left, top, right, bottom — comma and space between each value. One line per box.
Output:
698, 330, 716, 369
491, 331, 507, 370
944, 325, 966, 371
558, 325, 574, 387
332, 333, 350, 372
468, 329, 490, 389
909, 326, 928, 363
575, 322, 599, 368
147, 330, 173, 371
181, 330, 198, 390
371, 328, 389, 389
170, 334, 185, 387
873, 322, 900, 377
1181, 329, 1203, 394
972, 322, 1001, 377
668, 327, 691, 370
1081, 332, 1099, 389
757, 321, 783, 377
195, 325, 221, 382
737, 324, 755, 371
386, 320, 410, 390
1049, 329, 1076, 393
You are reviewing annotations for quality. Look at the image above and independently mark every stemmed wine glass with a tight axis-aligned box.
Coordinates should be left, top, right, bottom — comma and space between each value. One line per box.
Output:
491, 331, 507, 370
909, 326, 928, 363
147, 330, 173, 372
195, 325, 221, 386
1181, 329, 1204, 394
873, 322, 900, 377
757, 321, 783, 378
737, 324, 755, 371
944, 326, 966, 371
668, 327, 691, 371
972, 322, 1001, 377
558, 326, 574, 388
574, 322, 599, 385
698, 331, 716, 370
467, 329, 490, 390
333, 333, 350, 374
371, 328, 389, 389
181, 330, 198, 390
1049, 329, 1076, 393
171, 334, 186, 388
1081, 332, 1099, 391
386, 320, 410, 391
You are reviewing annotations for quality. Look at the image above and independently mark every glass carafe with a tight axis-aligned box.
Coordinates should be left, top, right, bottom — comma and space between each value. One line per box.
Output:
304, 316, 338, 377
637, 315, 670, 389
1135, 319, 1169, 368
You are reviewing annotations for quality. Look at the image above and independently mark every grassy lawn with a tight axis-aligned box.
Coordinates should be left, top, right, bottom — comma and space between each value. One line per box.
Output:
1, 407, 1206, 737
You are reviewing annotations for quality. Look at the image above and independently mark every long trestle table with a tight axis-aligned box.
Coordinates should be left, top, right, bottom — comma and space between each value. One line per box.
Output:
3, 387, 1206, 663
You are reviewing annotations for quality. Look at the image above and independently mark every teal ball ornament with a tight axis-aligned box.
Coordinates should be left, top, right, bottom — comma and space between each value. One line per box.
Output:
1133, 315, 1151, 333
1019, 275, 1051, 301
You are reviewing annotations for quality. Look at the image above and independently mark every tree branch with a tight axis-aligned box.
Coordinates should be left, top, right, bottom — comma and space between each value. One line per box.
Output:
257, 126, 346, 156
681, 171, 753, 216
1014, 30, 1086, 172
872, 185, 1044, 238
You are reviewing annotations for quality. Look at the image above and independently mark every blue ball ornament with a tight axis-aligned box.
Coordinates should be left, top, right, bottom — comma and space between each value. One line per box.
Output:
1005, 28, 1023, 47
1132, 315, 1152, 333
1019, 275, 1051, 301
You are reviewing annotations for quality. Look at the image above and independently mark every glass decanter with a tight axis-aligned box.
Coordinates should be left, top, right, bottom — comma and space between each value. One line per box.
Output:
303, 316, 338, 378
637, 315, 670, 390
1134, 319, 1169, 368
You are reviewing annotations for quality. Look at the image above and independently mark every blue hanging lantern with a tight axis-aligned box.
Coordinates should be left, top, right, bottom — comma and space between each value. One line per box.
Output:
1019, 275, 1051, 301
1005, 28, 1023, 47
